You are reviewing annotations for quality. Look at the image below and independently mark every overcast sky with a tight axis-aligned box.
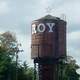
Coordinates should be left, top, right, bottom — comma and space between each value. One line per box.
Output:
0, 0, 80, 68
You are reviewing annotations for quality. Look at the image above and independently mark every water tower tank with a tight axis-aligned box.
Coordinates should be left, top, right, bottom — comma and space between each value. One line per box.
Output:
31, 15, 66, 59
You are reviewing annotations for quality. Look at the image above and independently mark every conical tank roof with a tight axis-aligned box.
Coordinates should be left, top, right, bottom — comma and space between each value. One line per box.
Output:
35, 14, 60, 21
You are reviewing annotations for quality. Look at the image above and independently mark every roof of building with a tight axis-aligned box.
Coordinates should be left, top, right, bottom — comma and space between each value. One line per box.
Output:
35, 14, 60, 21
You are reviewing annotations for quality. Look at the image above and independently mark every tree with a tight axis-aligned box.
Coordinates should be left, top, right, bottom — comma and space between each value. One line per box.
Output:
17, 62, 34, 80
0, 31, 34, 80
0, 46, 11, 80
58, 56, 80, 80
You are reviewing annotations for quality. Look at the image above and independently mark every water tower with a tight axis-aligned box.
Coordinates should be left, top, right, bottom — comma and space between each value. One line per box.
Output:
31, 15, 66, 80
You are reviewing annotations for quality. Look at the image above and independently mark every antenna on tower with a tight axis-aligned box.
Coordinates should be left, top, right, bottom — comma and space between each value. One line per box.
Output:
60, 13, 66, 21
45, 6, 53, 14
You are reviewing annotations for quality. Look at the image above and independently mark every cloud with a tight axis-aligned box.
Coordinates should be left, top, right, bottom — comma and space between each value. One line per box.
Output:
68, 31, 80, 49
67, 31, 80, 64
0, 0, 80, 67
0, 1, 9, 15
67, 23, 80, 33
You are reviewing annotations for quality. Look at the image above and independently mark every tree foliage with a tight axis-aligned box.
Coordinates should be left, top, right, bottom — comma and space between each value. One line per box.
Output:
0, 31, 34, 80
58, 56, 80, 80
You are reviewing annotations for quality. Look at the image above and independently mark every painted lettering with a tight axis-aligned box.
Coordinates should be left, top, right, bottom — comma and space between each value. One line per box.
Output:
46, 23, 55, 32
37, 23, 46, 32
32, 23, 55, 34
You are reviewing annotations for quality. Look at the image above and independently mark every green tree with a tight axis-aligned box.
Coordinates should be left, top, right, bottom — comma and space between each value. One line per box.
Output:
58, 56, 80, 80
17, 62, 34, 80
0, 46, 11, 80
0, 31, 34, 80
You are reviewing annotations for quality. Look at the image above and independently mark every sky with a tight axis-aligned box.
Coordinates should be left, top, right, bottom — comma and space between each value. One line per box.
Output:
0, 0, 80, 69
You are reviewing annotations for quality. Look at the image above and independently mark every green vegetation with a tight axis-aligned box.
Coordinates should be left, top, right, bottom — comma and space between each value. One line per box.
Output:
0, 31, 34, 80
58, 56, 80, 80
0, 31, 80, 80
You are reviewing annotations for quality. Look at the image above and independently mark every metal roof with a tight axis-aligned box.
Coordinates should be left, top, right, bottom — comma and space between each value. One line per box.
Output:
35, 14, 60, 21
